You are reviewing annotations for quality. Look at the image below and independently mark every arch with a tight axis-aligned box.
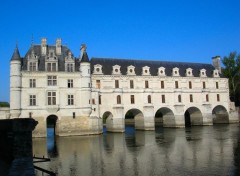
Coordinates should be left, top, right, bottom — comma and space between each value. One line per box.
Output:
102, 111, 113, 132
46, 115, 58, 136
155, 107, 175, 127
184, 107, 203, 127
125, 109, 144, 130
212, 105, 229, 124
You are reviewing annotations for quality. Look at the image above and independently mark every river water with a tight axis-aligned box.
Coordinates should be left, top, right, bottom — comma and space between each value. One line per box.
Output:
33, 124, 240, 176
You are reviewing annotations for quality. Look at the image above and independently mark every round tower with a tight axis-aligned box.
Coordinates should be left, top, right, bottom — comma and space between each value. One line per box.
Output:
80, 44, 92, 116
10, 46, 22, 118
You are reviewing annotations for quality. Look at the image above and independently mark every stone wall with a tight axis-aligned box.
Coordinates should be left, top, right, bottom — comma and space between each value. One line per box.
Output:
0, 107, 10, 119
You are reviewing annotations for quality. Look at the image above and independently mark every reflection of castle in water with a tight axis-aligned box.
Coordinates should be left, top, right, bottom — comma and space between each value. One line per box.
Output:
33, 125, 239, 175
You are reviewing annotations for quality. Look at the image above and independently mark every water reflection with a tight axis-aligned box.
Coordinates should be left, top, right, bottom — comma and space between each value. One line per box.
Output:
33, 124, 240, 176
47, 128, 58, 158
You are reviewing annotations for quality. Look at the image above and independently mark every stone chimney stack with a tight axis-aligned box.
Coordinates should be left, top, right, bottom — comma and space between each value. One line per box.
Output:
41, 38, 47, 56
212, 56, 221, 74
56, 38, 62, 55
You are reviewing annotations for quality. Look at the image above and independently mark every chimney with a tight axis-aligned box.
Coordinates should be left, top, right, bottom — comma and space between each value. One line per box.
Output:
212, 56, 221, 74
41, 38, 47, 56
56, 38, 61, 55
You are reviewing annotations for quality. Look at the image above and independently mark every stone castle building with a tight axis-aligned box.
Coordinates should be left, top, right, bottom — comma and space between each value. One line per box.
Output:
9, 38, 238, 137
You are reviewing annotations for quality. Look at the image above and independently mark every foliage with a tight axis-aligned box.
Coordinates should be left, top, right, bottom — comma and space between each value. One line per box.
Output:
222, 52, 240, 105
0, 102, 10, 107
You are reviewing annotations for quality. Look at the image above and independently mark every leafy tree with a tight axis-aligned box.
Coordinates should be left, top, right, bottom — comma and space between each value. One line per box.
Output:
0, 102, 10, 107
222, 52, 240, 105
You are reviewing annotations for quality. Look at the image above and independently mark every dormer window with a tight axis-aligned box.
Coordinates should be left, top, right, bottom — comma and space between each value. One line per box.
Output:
200, 69, 207, 77
112, 65, 121, 75
28, 49, 38, 71
93, 64, 103, 74
186, 68, 193, 77
65, 51, 75, 72
172, 67, 180, 76
142, 66, 150, 76
158, 67, 166, 76
213, 69, 219, 77
46, 49, 58, 71
127, 65, 136, 75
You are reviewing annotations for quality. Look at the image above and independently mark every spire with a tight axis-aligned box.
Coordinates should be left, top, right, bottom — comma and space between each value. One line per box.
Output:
80, 44, 89, 62
11, 45, 21, 61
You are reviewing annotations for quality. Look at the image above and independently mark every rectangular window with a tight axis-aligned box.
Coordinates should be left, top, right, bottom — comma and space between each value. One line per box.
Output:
216, 82, 219, 89
29, 62, 37, 71
190, 94, 193, 102
206, 94, 209, 102
131, 95, 135, 104
145, 80, 149, 88
68, 95, 74, 105
68, 79, 73, 88
48, 92, 56, 105
29, 95, 36, 106
92, 99, 95, 104
47, 76, 57, 86
161, 81, 164, 89
178, 95, 181, 103
99, 95, 101, 105
175, 81, 179, 89
96, 80, 100, 89
130, 80, 134, 89
67, 64, 74, 72
29, 79, 36, 88
162, 95, 165, 103
203, 82, 206, 89
217, 94, 220, 101
115, 80, 119, 88
47, 63, 57, 72
189, 81, 192, 89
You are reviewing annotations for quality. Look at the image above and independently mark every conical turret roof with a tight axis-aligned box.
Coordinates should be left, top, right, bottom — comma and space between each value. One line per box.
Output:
81, 51, 89, 62
11, 46, 21, 61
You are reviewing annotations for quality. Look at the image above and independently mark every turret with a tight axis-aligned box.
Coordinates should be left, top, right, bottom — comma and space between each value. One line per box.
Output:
80, 44, 92, 116
10, 46, 22, 118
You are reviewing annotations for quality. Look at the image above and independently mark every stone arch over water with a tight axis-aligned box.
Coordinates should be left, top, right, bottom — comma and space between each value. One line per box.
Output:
155, 107, 175, 127
184, 107, 203, 127
212, 105, 229, 124
46, 114, 58, 136
125, 108, 144, 130
102, 111, 114, 132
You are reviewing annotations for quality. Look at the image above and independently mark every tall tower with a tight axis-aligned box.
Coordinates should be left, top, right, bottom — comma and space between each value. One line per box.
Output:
10, 46, 22, 118
80, 44, 92, 117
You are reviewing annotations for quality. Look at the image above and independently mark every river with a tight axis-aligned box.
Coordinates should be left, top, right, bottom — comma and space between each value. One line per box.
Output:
33, 124, 240, 176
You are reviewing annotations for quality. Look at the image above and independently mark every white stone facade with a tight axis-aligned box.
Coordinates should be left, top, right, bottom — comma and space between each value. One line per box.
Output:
9, 38, 239, 137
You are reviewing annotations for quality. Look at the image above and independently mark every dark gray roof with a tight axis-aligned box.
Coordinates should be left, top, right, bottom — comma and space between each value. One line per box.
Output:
90, 58, 216, 77
22, 45, 80, 71
81, 52, 89, 62
11, 47, 21, 61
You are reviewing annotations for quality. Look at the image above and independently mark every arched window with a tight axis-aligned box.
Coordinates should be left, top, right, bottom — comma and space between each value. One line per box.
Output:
117, 95, 121, 104
148, 95, 151, 103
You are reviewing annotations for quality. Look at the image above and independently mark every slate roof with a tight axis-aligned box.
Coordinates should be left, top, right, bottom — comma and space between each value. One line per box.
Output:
21, 45, 80, 71
90, 58, 217, 77
81, 52, 89, 62
11, 47, 21, 61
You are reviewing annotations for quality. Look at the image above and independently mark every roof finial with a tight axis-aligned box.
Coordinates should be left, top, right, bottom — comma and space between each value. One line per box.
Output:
31, 34, 34, 46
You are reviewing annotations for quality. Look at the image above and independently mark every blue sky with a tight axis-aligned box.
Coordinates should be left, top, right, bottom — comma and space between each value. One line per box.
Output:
0, 0, 239, 102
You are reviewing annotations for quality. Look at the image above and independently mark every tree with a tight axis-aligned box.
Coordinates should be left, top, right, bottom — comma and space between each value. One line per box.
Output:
222, 52, 240, 105
0, 102, 10, 107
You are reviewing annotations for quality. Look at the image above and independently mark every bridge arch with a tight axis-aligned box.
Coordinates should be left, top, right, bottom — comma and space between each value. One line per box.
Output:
46, 114, 58, 136
184, 107, 203, 127
155, 107, 175, 127
102, 111, 114, 132
125, 108, 144, 130
212, 105, 229, 124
